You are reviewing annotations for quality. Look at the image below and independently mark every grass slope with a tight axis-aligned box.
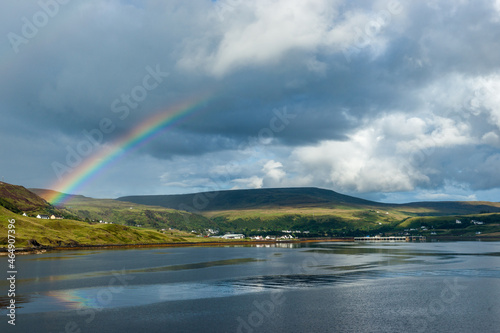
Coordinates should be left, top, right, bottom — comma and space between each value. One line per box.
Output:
115, 187, 500, 236
0, 182, 57, 215
117, 187, 500, 215
22, 186, 500, 238
117, 187, 384, 212
0, 205, 208, 247
394, 212, 500, 237
31, 189, 214, 232
399, 201, 500, 216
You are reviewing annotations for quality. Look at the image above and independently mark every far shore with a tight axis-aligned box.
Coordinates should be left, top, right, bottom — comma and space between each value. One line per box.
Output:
0, 237, 354, 255
1, 235, 499, 256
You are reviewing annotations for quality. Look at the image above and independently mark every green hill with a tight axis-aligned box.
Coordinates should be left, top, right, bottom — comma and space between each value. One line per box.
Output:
400, 200, 500, 216
117, 187, 500, 215
0, 182, 76, 218
30, 188, 214, 232
117, 187, 386, 212
115, 187, 500, 237
0, 205, 207, 248
0, 183, 220, 248
4, 184, 498, 240
0, 181, 52, 213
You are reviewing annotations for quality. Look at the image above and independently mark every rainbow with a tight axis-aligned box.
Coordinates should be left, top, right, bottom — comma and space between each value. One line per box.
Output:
47, 95, 212, 205
46, 290, 99, 310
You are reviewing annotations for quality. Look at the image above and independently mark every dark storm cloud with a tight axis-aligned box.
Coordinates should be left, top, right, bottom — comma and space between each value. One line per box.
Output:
1, 0, 500, 200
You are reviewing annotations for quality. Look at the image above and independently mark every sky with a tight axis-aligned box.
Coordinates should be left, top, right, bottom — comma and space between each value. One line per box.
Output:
1, 0, 500, 203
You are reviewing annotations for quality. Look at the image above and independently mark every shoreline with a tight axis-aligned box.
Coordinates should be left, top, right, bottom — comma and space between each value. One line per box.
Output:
0, 237, 354, 255
1, 235, 499, 255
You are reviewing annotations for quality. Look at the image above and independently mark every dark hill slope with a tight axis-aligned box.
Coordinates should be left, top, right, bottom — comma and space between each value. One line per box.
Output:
117, 187, 387, 212
117, 187, 500, 216
401, 201, 500, 216
0, 181, 53, 213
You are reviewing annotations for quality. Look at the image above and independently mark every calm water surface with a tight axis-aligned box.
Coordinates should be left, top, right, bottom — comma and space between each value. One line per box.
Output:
1, 241, 499, 332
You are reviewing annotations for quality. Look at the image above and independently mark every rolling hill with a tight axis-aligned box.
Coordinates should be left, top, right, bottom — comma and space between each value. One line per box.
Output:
0, 182, 216, 247
117, 187, 500, 216
115, 187, 500, 237
0, 181, 76, 218
0, 181, 52, 213
30, 188, 214, 232
117, 187, 387, 212
3, 183, 498, 239
0, 204, 206, 248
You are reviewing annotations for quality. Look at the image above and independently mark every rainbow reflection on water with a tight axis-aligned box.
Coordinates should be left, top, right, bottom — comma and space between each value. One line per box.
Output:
45, 289, 102, 310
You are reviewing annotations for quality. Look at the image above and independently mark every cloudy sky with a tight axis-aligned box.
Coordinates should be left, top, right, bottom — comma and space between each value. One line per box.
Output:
2, 0, 500, 203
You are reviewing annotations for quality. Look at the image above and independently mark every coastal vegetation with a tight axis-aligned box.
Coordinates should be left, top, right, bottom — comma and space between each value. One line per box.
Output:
116, 187, 500, 237
0, 182, 499, 249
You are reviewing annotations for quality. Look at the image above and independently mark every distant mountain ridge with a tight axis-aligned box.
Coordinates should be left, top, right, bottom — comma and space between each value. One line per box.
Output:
117, 187, 500, 216
117, 187, 385, 212
3, 183, 499, 238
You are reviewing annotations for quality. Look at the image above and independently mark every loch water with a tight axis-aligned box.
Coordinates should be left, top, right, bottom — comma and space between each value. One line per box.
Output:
1, 241, 499, 333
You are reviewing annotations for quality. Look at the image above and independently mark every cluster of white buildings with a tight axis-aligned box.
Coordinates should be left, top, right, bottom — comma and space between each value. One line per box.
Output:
206, 228, 219, 235
456, 219, 485, 225
281, 230, 310, 234
250, 234, 295, 241
34, 214, 63, 220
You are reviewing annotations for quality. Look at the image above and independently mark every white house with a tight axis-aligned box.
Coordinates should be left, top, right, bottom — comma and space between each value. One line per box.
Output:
222, 234, 245, 239
36, 214, 50, 219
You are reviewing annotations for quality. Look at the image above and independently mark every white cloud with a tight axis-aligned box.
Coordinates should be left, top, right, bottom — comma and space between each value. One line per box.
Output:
262, 159, 286, 185
289, 109, 481, 193
232, 176, 263, 189
482, 131, 500, 148
4, 0, 500, 203
208, 0, 336, 76
423, 73, 500, 132
291, 137, 426, 193
179, 0, 405, 76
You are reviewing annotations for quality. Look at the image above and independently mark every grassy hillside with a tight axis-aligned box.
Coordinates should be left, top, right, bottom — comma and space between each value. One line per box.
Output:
117, 187, 385, 212
114, 187, 500, 236
0, 182, 63, 216
393, 213, 500, 237
0, 205, 207, 248
0, 182, 50, 211
397, 201, 500, 216
31, 189, 214, 232
15, 185, 500, 238
117, 187, 500, 215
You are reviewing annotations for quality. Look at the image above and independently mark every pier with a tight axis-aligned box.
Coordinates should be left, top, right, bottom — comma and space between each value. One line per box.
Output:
354, 236, 426, 242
